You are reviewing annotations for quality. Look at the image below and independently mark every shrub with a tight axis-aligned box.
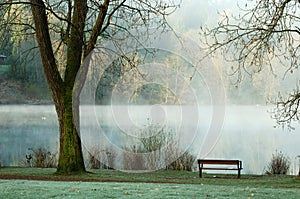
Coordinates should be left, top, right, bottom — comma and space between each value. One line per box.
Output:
104, 147, 117, 169
122, 144, 145, 170
266, 150, 290, 175
88, 146, 116, 169
123, 123, 196, 171
168, 150, 196, 171
23, 147, 57, 168
88, 147, 101, 169
139, 124, 167, 170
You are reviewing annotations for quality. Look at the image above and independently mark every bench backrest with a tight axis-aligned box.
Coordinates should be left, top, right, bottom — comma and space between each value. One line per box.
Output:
198, 159, 240, 165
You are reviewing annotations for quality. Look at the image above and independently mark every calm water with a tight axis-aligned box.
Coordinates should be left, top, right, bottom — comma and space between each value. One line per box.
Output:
0, 105, 299, 174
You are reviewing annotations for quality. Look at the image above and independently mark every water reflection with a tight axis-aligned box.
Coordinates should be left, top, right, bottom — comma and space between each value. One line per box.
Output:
0, 105, 299, 174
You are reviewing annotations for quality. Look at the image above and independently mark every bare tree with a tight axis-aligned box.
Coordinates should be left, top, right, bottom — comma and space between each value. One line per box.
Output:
139, 123, 167, 170
0, 0, 179, 174
201, 0, 300, 129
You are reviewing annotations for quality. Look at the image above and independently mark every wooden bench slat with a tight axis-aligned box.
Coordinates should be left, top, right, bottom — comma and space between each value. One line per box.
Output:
200, 168, 241, 170
198, 159, 240, 165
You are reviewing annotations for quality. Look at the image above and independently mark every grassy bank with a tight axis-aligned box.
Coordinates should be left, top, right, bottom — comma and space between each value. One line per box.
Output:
1, 167, 300, 188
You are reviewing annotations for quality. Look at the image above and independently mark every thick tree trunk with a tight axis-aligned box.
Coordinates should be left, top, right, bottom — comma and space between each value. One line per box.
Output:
56, 87, 85, 174
30, 0, 86, 174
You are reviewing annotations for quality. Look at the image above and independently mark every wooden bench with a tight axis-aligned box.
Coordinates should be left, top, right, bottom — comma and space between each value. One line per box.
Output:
197, 159, 243, 178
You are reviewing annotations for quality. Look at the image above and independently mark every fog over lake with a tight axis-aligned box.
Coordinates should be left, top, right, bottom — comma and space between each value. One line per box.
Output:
0, 105, 299, 174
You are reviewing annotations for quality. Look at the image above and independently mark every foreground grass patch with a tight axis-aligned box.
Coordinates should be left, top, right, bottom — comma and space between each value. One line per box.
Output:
1, 167, 300, 198
1, 179, 300, 199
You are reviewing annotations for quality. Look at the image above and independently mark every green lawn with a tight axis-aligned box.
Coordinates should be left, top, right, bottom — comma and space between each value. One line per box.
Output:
0, 167, 300, 198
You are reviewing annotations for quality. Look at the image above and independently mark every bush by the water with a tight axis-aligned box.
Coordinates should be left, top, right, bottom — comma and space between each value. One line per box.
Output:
168, 151, 196, 171
21, 147, 57, 168
87, 146, 116, 169
123, 123, 196, 171
266, 150, 290, 175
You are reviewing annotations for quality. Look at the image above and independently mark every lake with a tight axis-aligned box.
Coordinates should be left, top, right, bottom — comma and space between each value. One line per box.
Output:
0, 105, 299, 174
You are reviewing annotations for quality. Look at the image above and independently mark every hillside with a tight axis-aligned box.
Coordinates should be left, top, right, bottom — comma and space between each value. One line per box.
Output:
0, 79, 52, 104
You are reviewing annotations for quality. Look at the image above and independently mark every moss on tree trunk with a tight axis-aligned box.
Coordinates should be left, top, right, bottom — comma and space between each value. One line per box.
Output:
56, 87, 85, 174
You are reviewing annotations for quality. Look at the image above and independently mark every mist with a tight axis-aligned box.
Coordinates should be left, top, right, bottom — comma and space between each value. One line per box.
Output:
1, 104, 299, 174
1, 0, 300, 175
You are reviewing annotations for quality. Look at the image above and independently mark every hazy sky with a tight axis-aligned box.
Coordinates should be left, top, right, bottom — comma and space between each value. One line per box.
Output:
167, 0, 300, 95
168, 0, 239, 32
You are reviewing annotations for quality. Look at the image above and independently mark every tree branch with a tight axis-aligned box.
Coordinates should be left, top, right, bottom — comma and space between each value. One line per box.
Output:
84, 0, 111, 57
30, 0, 63, 101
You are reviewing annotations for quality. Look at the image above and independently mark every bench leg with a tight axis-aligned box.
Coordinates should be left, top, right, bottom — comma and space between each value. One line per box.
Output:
238, 169, 241, 178
198, 163, 203, 178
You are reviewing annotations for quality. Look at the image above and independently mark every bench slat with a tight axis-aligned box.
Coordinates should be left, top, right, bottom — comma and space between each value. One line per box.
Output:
200, 168, 241, 170
198, 159, 240, 165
